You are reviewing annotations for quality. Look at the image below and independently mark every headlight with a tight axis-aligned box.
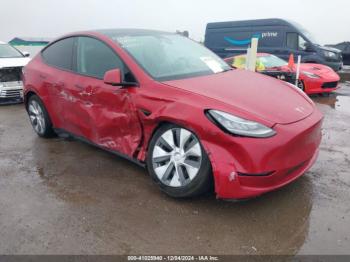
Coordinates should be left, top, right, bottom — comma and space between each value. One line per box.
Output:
302, 71, 320, 79
323, 50, 337, 59
207, 110, 276, 138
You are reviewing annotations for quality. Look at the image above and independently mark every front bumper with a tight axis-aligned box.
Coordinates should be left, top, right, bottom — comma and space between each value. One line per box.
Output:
0, 81, 24, 104
303, 75, 340, 95
203, 108, 323, 199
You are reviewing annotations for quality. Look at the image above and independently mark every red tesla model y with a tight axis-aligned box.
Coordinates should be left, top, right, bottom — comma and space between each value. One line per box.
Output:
23, 29, 323, 199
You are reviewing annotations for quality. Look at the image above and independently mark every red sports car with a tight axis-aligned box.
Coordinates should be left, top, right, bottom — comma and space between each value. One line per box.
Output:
23, 30, 323, 199
225, 53, 340, 95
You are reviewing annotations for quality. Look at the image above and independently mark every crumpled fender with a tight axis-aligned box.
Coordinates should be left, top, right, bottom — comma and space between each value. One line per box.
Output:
132, 87, 240, 198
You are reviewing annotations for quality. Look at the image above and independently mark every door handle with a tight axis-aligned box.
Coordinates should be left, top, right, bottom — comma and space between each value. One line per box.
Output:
75, 84, 96, 97
39, 74, 47, 79
81, 91, 93, 97
78, 85, 95, 97
54, 81, 65, 90
75, 84, 84, 89
85, 85, 95, 96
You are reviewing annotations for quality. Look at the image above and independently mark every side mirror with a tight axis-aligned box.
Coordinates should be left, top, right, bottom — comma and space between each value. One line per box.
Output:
304, 42, 314, 52
22, 51, 30, 57
104, 68, 122, 86
103, 68, 139, 88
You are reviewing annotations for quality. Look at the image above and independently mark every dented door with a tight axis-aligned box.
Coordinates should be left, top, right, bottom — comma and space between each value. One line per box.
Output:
81, 79, 142, 157
67, 36, 143, 157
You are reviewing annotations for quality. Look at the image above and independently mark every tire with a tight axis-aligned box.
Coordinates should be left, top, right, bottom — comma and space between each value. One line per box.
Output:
27, 95, 55, 138
297, 80, 305, 92
146, 123, 212, 198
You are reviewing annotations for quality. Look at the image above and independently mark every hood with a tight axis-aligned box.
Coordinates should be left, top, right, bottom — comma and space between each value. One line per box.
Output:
320, 46, 342, 54
299, 63, 340, 79
279, 63, 339, 80
0, 57, 30, 69
163, 70, 314, 125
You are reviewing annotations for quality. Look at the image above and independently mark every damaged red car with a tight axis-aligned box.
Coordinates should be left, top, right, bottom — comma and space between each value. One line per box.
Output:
23, 29, 323, 199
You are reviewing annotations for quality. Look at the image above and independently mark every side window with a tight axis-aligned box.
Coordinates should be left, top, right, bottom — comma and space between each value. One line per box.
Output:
76, 37, 135, 81
42, 37, 75, 70
298, 35, 307, 51
286, 33, 298, 50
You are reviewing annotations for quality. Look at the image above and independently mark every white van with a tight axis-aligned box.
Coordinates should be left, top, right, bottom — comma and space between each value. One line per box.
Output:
0, 41, 30, 104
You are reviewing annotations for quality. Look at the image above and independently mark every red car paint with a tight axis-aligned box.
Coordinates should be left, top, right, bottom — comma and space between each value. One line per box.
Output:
23, 31, 323, 199
293, 63, 340, 94
224, 53, 340, 95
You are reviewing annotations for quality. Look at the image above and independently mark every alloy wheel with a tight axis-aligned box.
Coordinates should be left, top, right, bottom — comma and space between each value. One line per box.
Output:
28, 100, 46, 135
152, 128, 202, 187
297, 80, 305, 91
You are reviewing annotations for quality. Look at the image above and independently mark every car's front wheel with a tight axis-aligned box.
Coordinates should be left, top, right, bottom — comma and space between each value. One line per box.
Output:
297, 80, 305, 92
27, 95, 55, 138
147, 123, 212, 198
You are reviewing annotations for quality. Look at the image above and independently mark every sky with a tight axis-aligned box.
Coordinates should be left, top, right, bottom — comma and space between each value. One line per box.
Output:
1, 0, 349, 45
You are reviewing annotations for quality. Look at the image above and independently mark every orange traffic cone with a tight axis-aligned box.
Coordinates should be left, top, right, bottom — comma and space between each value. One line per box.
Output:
288, 54, 295, 69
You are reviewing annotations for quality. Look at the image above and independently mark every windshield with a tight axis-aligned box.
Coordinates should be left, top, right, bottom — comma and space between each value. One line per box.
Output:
288, 20, 320, 45
114, 34, 230, 81
258, 55, 288, 68
232, 54, 287, 70
0, 44, 23, 58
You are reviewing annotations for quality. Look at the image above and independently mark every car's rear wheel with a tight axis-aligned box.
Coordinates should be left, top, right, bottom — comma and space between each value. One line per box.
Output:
27, 95, 55, 138
147, 124, 212, 198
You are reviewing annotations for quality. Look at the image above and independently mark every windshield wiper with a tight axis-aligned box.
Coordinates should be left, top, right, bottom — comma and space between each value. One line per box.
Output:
219, 68, 233, 73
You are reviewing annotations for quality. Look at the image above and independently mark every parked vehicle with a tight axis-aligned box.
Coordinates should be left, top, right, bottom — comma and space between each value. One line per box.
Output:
225, 53, 340, 95
23, 29, 323, 199
224, 54, 296, 85
0, 41, 30, 104
327, 42, 350, 66
205, 18, 343, 71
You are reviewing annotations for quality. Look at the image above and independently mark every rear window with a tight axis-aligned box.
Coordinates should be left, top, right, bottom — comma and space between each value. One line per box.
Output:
42, 37, 75, 70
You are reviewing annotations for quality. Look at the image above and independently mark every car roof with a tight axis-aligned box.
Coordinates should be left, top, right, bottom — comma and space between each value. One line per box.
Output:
207, 18, 292, 29
94, 28, 173, 38
50, 29, 181, 45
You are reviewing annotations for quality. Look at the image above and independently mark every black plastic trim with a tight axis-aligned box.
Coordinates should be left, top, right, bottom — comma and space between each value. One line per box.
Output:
237, 171, 274, 177
53, 128, 145, 168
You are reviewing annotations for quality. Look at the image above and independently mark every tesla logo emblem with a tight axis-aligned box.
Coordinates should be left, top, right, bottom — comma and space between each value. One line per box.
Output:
295, 107, 305, 113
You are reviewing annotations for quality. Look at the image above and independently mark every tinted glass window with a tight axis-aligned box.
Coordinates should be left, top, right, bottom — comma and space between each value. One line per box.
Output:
298, 35, 307, 51
42, 38, 74, 70
286, 33, 298, 50
76, 37, 135, 81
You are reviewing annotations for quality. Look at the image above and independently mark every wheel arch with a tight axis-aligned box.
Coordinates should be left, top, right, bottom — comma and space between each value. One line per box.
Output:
144, 120, 180, 158
145, 119, 204, 156
145, 120, 214, 197
142, 119, 213, 170
24, 91, 38, 110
